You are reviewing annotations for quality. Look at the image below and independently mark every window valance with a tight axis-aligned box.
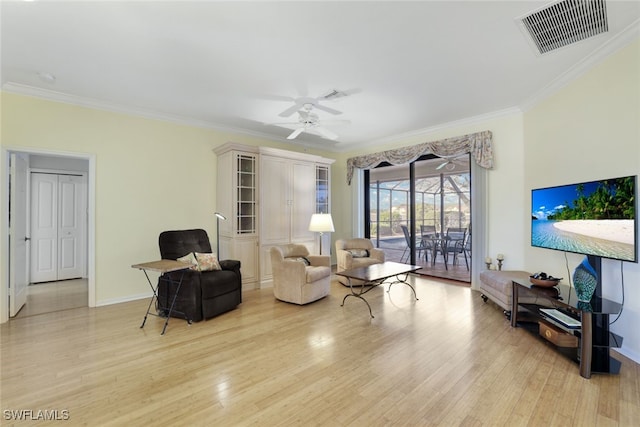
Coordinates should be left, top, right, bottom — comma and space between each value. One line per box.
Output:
346, 130, 493, 184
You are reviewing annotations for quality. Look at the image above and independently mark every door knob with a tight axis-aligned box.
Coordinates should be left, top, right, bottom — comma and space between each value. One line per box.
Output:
24, 237, 31, 241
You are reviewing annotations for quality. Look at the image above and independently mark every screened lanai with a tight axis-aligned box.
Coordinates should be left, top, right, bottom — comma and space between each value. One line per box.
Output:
368, 156, 471, 282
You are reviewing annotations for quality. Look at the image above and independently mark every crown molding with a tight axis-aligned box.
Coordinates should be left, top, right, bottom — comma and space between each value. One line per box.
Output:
332, 107, 522, 152
2, 82, 286, 140
519, 18, 640, 112
1, 81, 344, 153
5, 15, 636, 156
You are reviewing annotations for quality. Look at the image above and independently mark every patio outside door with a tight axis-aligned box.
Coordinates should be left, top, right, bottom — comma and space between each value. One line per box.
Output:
366, 155, 471, 282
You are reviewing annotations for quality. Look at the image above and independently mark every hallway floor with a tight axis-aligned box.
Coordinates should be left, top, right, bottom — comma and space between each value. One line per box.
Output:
13, 279, 88, 319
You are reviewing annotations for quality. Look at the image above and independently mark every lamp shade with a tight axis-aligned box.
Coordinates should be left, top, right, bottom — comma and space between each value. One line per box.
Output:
308, 213, 335, 233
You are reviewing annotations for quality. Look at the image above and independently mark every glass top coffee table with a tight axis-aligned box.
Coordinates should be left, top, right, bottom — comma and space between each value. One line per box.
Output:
336, 261, 422, 318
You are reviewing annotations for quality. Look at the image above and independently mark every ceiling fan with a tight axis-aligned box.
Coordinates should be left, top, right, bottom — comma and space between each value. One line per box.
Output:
274, 88, 361, 118
436, 154, 469, 171
270, 103, 350, 140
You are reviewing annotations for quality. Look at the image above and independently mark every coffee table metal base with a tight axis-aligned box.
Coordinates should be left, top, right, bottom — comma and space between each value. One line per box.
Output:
338, 262, 421, 318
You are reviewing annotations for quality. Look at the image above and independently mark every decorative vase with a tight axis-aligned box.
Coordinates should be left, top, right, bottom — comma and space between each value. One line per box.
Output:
577, 301, 593, 312
572, 257, 598, 302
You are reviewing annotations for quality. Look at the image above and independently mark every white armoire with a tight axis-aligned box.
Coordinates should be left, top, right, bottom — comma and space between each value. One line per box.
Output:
214, 143, 334, 289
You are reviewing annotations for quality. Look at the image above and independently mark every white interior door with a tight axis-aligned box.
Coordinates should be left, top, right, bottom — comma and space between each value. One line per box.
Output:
9, 153, 29, 317
57, 175, 84, 280
30, 173, 85, 282
31, 173, 58, 283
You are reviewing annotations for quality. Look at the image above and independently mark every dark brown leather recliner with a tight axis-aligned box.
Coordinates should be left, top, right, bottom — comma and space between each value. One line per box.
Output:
157, 229, 242, 322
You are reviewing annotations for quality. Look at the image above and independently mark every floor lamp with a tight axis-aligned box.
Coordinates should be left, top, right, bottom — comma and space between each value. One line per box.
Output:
214, 212, 226, 257
308, 213, 335, 255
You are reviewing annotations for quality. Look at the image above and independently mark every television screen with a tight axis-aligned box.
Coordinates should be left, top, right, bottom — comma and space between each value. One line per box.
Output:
531, 176, 637, 263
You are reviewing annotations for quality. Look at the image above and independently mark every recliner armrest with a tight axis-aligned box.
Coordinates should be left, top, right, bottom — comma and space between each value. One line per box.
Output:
220, 259, 241, 271
336, 249, 353, 271
219, 259, 242, 286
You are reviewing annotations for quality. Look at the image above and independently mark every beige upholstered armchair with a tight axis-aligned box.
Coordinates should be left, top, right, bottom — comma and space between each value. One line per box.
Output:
335, 238, 385, 286
270, 244, 331, 305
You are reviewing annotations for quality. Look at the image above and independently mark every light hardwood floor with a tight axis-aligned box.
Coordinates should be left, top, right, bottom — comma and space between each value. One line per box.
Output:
1, 276, 638, 426
13, 279, 88, 319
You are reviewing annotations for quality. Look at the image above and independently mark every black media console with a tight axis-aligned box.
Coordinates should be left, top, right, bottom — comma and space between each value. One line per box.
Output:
511, 278, 623, 379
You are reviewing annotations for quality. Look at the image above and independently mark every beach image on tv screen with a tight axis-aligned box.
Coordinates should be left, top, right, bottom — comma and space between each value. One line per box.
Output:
531, 176, 636, 262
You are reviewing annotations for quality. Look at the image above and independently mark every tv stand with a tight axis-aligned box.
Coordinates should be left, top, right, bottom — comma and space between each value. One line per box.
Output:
511, 279, 623, 379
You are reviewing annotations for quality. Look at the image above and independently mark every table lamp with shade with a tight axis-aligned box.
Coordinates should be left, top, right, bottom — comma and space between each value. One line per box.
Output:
308, 213, 335, 255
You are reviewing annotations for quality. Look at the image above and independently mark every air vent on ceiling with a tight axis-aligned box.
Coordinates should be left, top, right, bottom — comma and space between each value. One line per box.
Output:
518, 0, 608, 55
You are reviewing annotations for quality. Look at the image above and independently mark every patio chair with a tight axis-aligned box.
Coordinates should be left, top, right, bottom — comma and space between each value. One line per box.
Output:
461, 233, 471, 270
400, 225, 425, 263
442, 227, 467, 269
420, 225, 438, 263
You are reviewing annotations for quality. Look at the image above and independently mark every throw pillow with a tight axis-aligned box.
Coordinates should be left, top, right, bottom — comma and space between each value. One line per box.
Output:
195, 252, 222, 271
177, 252, 199, 270
348, 249, 369, 258
294, 256, 311, 266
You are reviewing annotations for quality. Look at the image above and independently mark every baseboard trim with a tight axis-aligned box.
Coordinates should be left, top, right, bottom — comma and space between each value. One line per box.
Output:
96, 292, 151, 307
612, 347, 640, 365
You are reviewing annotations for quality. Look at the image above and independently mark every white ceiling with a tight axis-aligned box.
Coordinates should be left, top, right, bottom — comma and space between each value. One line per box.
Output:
2, 1, 639, 152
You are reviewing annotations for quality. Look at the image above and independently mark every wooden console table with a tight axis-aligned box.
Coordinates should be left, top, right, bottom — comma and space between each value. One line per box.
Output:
511, 278, 623, 379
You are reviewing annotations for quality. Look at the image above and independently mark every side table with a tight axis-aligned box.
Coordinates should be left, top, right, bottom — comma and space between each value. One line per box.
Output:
132, 259, 193, 335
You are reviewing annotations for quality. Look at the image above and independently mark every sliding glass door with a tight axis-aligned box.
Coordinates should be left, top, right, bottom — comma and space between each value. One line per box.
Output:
366, 155, 471, 282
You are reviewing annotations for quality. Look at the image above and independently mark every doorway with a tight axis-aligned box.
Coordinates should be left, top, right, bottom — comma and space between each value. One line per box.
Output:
366, 154, 471, 283
2, 149, 96, 322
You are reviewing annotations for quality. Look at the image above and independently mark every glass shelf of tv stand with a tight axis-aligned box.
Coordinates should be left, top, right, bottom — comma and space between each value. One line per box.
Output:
513, 280, 622, 315
511, 278, 623, 378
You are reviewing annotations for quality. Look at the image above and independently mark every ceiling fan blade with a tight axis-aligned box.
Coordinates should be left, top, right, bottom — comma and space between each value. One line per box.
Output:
314, 126, 338, 140
313, 103, 342, 115
287, 127, 305, 140
278, 104, 302, 117
320, 88, 362, 100
267, 122, 300, 126
317, 119, 351, 126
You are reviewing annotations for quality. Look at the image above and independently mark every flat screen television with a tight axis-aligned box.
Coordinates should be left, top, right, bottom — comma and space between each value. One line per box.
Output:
531, 175, 637, 264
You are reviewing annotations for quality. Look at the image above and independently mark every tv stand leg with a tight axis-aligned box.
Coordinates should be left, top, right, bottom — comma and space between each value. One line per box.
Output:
580, 311, 593, 379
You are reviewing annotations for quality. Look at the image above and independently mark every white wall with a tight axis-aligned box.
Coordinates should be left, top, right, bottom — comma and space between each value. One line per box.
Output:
523, 39, 640, 362
0, 93, 334, 318
29, 154, 89, 172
